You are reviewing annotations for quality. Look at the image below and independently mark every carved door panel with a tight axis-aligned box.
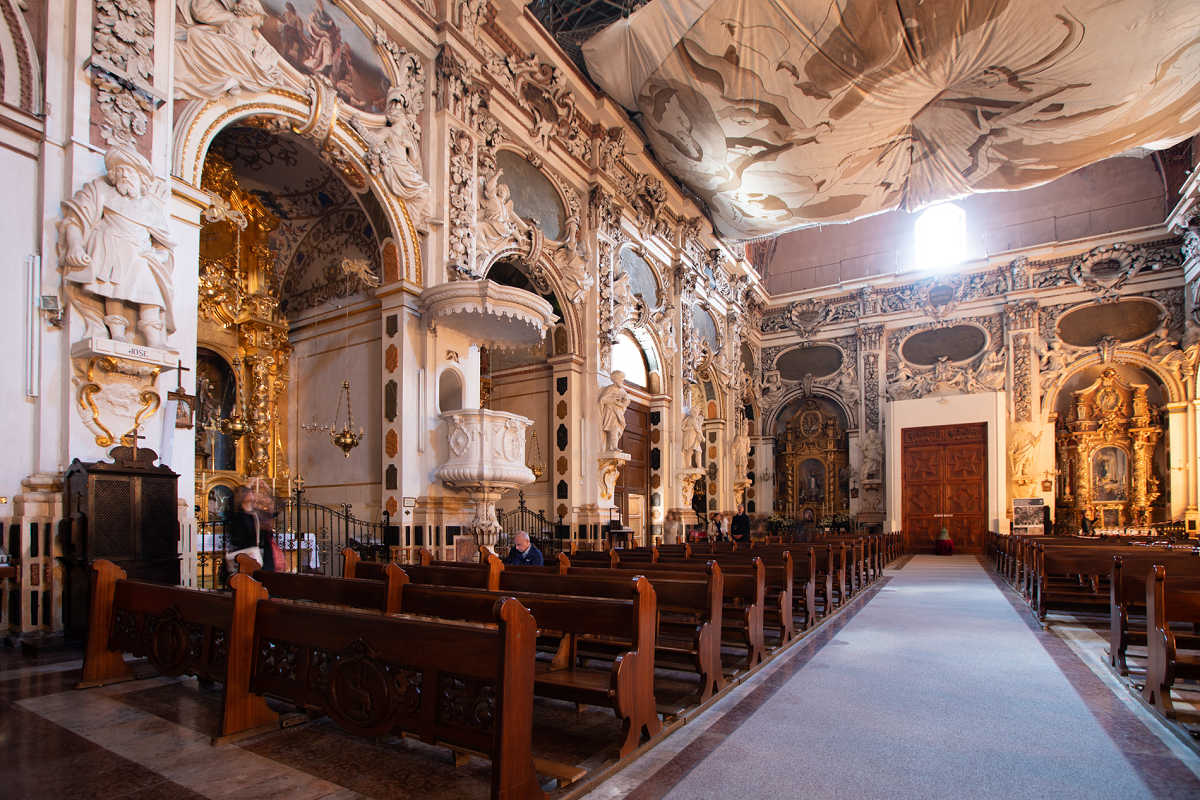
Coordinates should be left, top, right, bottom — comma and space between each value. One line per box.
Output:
902, 423, 987, 553
616, 401, 650, 527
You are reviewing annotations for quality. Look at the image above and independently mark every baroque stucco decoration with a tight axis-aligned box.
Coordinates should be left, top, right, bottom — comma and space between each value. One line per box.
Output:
91, 0, 164, 146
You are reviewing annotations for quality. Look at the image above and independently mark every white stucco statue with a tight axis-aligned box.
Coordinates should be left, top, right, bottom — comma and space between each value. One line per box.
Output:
356, 91, 432, 230
599, 370, 630, 451
682, 402, 705, 469
611, 269, 637, 332
174, 0, 282, 100
553, 213, 594, 303
731, 414, 750, 479
1010, 423, 1041, 480
860, 427, 883, 481
58, 145, 176, 351
477, 168, 516, 254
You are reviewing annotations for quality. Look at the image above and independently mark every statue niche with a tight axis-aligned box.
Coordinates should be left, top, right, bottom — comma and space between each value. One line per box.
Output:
776, 399, 849, 520
1055, 367, 1165, 528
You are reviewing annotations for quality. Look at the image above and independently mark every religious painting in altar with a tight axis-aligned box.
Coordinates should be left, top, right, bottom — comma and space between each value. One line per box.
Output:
257, 0, 390, 113
775, 398, 848, 520
1055, 367, 1165, 528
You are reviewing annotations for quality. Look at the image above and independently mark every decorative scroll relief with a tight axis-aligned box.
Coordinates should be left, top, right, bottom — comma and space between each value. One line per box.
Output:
1069, 243, 1181, 301
447, 128, 476, 279
863, 353, 879, 431
481, 45, 578, 152
91, 0, 164, 146
886, 347, 1007, 401
616, 172, 669, 241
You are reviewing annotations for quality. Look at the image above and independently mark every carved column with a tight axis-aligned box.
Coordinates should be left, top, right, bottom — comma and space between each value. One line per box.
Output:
548, 355, 587, 545
856, 325, 885, 526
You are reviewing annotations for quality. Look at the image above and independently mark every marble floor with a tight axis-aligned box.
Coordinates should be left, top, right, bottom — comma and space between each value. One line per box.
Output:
4, 556, 1199, 799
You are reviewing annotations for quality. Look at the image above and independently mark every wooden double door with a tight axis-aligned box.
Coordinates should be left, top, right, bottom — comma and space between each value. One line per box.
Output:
902, 423, 988, 554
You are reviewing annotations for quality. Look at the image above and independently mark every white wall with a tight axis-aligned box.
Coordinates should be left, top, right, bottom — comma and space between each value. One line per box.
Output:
289, 297, 383, 517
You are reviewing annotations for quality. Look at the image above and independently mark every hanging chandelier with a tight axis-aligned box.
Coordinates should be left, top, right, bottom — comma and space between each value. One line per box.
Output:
329, 295, 364, 457
330, 380, 364, 457
527, 429, 544, 478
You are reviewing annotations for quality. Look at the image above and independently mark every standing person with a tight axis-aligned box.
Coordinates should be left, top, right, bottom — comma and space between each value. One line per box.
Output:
710, 512, 729, 541
663, 510, 682, 545
226, 486, 266, 579
1080, 508, 1095, 535
731, 504, 750, 542
503, 531, 544, 566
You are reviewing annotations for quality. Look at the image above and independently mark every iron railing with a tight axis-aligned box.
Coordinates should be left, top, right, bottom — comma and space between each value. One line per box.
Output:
196, 487, 389, 588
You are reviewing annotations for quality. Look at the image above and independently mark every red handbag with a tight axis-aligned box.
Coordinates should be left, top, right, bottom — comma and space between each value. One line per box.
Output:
270, 536, 287, 572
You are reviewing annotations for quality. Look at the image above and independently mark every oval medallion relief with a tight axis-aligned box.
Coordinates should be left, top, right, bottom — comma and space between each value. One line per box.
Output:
776, 345, 843, 381
901, 325, 987, 366
1058, 300, 1161, 348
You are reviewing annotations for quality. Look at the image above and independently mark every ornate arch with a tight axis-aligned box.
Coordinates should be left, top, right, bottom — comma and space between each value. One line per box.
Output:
0, 0, 39, 113
480, 250, 583, 358
763, 385, 855, 436
172, 89, 423, 286
1042, 349, 1187, 419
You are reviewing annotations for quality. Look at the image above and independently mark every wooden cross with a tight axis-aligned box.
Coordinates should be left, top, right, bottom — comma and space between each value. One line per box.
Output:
122, 427, 146, 450
175, 359, 191, 391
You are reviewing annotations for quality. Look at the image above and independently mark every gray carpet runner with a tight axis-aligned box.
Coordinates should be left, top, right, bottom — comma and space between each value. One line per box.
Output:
660, 555, 1153, 800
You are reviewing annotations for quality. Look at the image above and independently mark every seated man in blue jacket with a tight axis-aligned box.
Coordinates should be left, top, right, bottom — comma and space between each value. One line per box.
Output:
504, 531, 544, 566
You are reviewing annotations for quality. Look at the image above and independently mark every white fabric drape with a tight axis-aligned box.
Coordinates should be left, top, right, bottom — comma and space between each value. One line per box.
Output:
583, 0, 1200, 238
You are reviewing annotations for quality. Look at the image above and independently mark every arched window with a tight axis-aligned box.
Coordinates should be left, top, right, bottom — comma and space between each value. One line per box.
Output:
915, 203, 966, 272
612, 333, 648, 387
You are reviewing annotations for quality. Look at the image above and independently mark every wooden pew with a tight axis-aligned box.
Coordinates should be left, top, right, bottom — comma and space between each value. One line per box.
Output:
235, 553, 406, 614
251, 593, 547, 799
78, 559, 279, 740
567, 555, 768, 670
81, 560, 548, 800
1110, 554, 1200, 674
396, 574, 662, 758
647, 553, 798, 645
496, 565, 725, 703
1035, 543, 1189, 620
392, 553, 727, 705
1143, 565, 1200, 719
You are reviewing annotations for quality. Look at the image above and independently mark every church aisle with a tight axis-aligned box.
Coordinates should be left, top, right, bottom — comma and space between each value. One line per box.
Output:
612, 555, 1199, 800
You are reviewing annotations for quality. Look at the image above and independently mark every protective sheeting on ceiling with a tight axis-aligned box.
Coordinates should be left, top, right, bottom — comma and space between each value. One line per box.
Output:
582, 0, 1200, 239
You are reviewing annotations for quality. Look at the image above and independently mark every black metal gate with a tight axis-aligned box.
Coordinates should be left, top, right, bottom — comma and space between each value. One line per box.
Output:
196, 486, 389, 588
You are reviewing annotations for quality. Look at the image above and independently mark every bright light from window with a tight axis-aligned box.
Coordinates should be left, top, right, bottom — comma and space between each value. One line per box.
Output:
915, 203, 966, 272
612, 333, 648, 387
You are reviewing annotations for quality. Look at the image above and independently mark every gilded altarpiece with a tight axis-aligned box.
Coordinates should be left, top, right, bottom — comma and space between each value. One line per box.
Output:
776, 401, 849, 520
1056, 368, 1164, 527
195, 152, 293, 515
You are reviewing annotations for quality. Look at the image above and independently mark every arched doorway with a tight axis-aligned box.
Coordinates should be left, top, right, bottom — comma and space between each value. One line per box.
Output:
196, 123, 388, 511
